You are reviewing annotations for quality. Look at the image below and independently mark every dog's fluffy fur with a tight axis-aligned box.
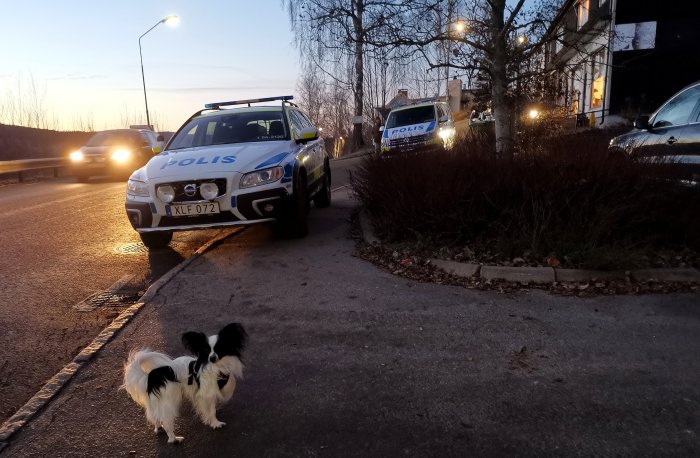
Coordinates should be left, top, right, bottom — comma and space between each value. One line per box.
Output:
123, 323, 247, 443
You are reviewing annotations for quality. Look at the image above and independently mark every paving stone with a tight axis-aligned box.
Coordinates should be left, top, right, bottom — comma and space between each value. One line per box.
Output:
630, 268, 700, 283
480, 266, 555, 283
555, 269, 627, 282
430, 259, 480, 277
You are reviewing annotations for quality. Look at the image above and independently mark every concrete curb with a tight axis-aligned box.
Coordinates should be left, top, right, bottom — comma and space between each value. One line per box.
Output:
358, 211, 700, 284
0, 227, 243, 447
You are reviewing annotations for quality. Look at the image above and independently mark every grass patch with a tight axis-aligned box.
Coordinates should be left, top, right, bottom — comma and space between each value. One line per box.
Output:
350, 132, 700, 270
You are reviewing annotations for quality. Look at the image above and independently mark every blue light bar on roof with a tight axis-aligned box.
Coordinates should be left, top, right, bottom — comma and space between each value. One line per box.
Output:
205, 95, 294, 109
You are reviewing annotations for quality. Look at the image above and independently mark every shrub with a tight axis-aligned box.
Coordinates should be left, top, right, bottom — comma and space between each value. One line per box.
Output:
350, 133, 700, 269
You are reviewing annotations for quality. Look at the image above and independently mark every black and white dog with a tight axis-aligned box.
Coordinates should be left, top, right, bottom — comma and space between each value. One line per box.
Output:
123, 323, 247, 443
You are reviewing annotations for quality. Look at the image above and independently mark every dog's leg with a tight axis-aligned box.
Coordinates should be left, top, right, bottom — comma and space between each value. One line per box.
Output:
196, 401, 226, 429
161, 419, 184, 444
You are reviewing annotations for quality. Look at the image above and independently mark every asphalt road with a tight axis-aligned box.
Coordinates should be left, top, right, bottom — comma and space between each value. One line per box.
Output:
0, 176, 228, 424
2, 155, 699, 457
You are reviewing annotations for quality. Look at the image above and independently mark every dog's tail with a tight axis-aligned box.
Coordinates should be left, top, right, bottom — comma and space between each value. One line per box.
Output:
123, 349, 176, 406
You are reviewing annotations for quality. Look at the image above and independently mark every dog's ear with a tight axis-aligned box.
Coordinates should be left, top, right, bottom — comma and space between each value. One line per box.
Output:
215, 322, 248, 357
181, 331, 209, 356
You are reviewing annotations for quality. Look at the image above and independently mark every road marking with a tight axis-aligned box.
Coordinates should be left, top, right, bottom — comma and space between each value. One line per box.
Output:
331, 185, 348, 193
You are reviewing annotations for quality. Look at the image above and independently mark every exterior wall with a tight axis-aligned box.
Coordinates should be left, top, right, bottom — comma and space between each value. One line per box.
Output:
545, 0, 700, 124
447, 79, 462, 113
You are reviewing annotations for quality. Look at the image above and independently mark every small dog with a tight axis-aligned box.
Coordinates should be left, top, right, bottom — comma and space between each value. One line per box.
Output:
123, 322, 247, 443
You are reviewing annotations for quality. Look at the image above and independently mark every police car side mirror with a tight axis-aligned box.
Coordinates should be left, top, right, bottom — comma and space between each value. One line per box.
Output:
151, 146, 162, 154
297, 127, 319, 144
439, 115, 449, 124
379, 126, 385, 132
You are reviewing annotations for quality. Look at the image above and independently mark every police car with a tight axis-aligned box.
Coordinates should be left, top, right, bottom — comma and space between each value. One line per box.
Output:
125, 96, 331, 248
380, 100, 456, 154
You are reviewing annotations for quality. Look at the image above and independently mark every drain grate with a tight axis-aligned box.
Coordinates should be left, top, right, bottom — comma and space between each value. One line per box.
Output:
73, 275, 139, 312
115, 243, 149, 254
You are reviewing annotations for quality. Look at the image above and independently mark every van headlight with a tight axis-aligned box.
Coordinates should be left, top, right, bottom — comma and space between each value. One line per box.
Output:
127, 179, 149, 197
70, 150, 84, 162
438, 128, 454, 140
240, 166, 283, 188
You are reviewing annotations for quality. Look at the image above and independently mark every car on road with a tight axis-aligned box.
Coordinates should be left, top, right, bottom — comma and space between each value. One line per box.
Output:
380, 100, 456, 154
124, 95, 331, 248
70, 129, 164, 182
609, 81, 700, 182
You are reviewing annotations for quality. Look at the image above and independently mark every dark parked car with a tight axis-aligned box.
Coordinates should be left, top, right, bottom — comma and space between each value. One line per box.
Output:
609, 81, 700, 182
69, 129, 164, 182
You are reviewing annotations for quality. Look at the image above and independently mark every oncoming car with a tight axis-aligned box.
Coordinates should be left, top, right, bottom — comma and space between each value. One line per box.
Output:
380, 101, 456, 154
70, 129, 164, 182
125, 96, 331, 248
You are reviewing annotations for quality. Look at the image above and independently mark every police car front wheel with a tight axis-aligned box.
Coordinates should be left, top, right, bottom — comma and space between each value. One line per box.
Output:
140, 231, 173, 249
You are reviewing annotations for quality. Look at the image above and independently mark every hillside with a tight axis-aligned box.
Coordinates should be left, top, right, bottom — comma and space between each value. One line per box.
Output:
0, 124, 92, 161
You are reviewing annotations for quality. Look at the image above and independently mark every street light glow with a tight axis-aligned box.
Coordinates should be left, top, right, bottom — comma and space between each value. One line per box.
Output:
164, 15, 180, 26
528, 109, 539, 119
517, 35, 527, 45
453, 21, 466, 33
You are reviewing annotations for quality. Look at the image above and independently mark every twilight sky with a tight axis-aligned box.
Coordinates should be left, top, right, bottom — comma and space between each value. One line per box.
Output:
0, 0, 299, 131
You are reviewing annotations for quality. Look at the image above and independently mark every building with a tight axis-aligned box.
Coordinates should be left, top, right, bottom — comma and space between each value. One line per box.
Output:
544, 0, 700, 125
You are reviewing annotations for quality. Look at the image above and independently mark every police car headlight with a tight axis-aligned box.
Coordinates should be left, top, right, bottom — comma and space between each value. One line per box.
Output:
199, 182, 219, 200
127, 179, 149, 197
240, 166, 283, 188
156, 184, 175, 203
111, 149, 132, 162
438, 129, 453, 140
70, 150, 84, 162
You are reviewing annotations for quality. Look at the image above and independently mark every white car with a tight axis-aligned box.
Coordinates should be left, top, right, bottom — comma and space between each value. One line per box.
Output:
380, 101, 456, 154
125, 96, 331, 248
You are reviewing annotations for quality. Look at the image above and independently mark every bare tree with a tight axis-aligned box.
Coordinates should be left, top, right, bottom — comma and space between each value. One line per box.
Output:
285, 0, 400, 151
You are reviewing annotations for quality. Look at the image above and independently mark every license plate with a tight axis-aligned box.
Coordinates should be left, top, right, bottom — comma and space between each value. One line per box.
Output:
167, 202, 220, 216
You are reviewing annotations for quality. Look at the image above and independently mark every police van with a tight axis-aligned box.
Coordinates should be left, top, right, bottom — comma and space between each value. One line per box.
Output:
380, 100, 456, 154
124, 96, 331, 248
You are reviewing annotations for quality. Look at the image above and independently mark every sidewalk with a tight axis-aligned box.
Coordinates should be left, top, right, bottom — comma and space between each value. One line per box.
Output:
2, 191, 700, 457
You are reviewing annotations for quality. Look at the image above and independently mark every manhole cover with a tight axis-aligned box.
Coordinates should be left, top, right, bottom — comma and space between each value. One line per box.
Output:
115, 243, 148, 254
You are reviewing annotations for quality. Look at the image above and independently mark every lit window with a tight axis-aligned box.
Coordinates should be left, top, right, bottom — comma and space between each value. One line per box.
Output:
577, 0, 589, 29
590, 50, 605, 109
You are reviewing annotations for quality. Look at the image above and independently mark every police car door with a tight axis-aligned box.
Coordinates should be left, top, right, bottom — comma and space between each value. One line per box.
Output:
289, 110, 322, 188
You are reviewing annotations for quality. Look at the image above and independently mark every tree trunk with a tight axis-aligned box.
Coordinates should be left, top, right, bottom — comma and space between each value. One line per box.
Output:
489, 0, 515, 158
351, 0, 365, 151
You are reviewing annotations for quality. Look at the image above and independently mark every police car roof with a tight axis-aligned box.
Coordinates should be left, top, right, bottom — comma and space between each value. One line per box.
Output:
392, 101, 438, 112
198, 105, 284, 118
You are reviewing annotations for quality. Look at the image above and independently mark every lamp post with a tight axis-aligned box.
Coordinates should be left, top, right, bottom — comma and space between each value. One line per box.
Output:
139, 15, 179, 129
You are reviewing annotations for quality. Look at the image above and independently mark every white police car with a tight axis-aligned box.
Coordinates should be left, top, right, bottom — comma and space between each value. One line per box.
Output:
125, 96, 331, 248
380, 101, 456, 154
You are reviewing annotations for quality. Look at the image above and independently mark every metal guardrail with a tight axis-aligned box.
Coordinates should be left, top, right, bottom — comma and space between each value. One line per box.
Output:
0, 158, 68, 181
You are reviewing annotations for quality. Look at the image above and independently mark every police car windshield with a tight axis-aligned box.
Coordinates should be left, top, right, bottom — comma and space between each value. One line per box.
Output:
167, 110, 288, 150
385, 106, 435, 128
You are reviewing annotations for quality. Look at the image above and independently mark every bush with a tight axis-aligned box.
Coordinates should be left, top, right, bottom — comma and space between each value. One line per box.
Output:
350, 133, 700, 269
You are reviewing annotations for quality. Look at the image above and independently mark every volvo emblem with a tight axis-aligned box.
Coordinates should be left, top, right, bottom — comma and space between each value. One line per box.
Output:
183, 183, 197, 197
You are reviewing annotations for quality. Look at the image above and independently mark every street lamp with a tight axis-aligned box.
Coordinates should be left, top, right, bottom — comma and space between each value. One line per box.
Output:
139, 15, 179, 129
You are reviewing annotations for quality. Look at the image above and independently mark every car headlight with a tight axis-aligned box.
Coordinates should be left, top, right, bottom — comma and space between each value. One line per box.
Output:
240, 166, 283, 188
70, 150, 84, 162
199, 182, 219, 200
111, 149, 132, 162
438, 128, 453, 140
156, 184, 175, 203
127, 179, 149, 197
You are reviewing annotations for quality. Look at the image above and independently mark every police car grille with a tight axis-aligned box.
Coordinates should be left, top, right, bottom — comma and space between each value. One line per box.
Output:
161, 178, 227, 202
390, 134, 429, 147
